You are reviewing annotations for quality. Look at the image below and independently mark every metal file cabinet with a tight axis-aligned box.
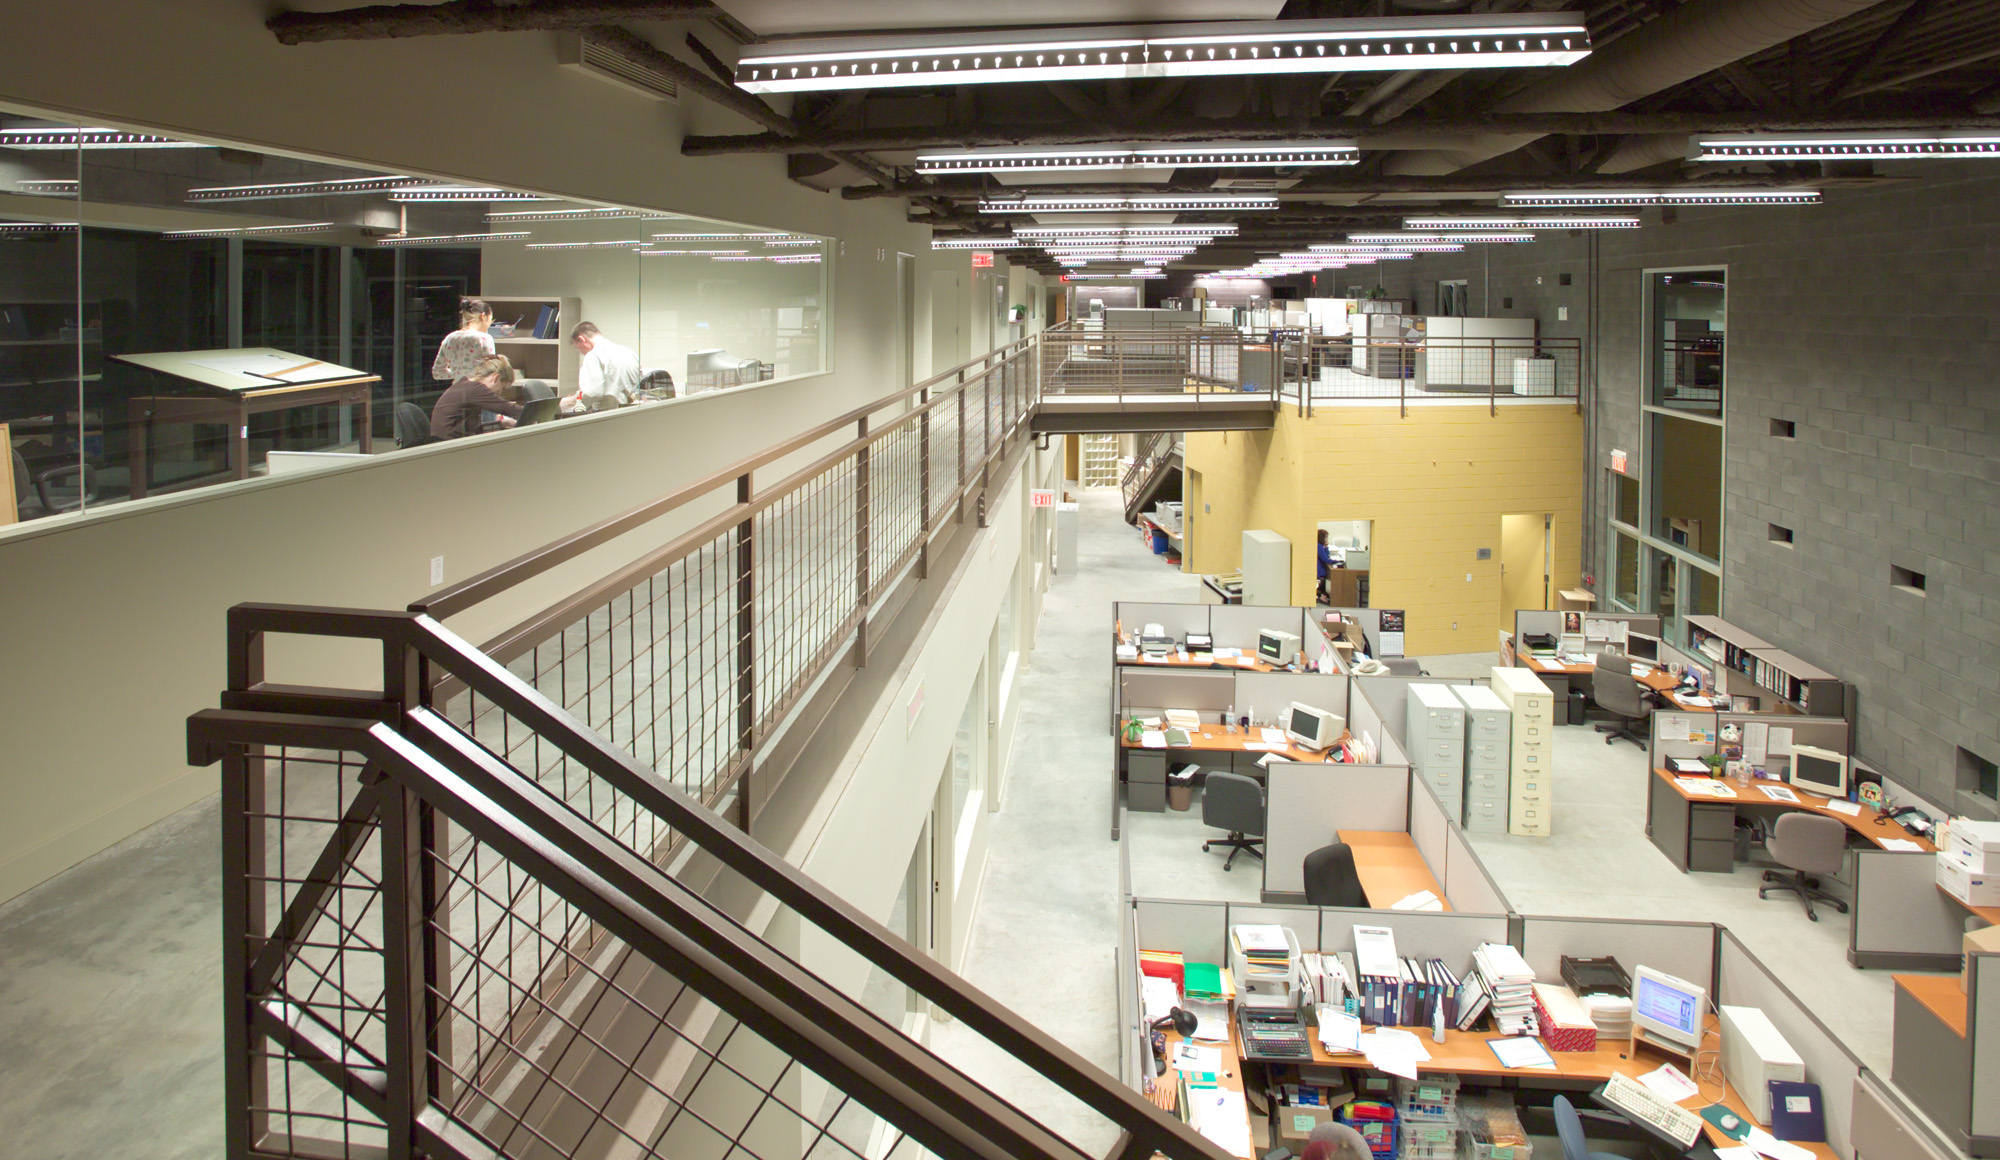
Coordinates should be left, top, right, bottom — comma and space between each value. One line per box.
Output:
1407, 684, 1467, 815
1490, 666, 1555, 837
1453, 685, 1513, 834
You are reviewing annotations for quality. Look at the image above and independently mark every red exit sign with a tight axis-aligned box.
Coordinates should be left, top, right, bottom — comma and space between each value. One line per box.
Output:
971, 253, 994, 268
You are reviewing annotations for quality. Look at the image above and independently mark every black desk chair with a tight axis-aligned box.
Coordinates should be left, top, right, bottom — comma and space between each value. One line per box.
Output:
1588, 652, 1654, 747
1302, 842, 1368, 908
394, 402, 435, 448
1201, 772, 1265, 870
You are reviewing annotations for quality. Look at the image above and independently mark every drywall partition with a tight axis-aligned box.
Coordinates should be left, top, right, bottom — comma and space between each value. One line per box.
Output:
1517, 916, 1718, 998
1715, 929, 1865, 1159
1262, 764, 1411, 896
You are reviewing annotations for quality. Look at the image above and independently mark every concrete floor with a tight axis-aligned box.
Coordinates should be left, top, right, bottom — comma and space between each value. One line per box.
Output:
0, 485, 1953, 1158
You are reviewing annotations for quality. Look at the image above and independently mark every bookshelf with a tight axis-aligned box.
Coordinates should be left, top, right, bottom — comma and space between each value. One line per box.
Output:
1684, 615, 1847, 718
1080, 433, 1119, 487
477, 295, 581, 393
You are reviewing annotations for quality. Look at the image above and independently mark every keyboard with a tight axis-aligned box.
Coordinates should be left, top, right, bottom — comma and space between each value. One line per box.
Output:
1596, 1071, 1705, 1149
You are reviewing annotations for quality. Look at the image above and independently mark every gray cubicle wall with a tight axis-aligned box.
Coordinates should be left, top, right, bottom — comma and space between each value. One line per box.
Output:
1516, 610, 1661, 652
1118, 601, 1213, 643
1346, 677, 1408, 766
1130, 897, 1512, 979
1409, 780, 1512, 916
1646, 710, 1851, 776
1851, 850, 1968, 970
1262, 763, 1410, 897
1119, 669, 1348, 725
1351, 675, 1476, 756
1716, 928, 1868, 1159
1977, 953, 2000, 1147
1851, 1070, 1962, 1160
1517, 916, 1718, 998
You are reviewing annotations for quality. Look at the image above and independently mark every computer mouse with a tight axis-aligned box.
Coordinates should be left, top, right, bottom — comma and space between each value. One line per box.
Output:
1718, 1113, 1741, 1131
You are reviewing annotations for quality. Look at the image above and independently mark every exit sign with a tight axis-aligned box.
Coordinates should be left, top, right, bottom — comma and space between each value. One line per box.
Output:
1610, 448, 1628, 474
1030, 488, 1056, 508
971, 253, 994, 268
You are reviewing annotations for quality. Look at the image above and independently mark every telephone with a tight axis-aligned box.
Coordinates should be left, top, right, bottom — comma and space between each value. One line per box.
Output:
1881, 806, 1937, 838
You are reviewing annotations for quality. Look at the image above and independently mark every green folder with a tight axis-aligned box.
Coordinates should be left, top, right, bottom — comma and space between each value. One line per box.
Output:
1165, 728, 1192, 747
1184, 961, 1224, 998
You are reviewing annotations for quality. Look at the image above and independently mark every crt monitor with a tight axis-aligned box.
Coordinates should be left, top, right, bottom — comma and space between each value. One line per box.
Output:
1631, 965, 1706, 1052
1627, 632, 1660, 662
1788, 744, 1850, 798
1258, 629, 1301, 664
1284, 703, 1344, 751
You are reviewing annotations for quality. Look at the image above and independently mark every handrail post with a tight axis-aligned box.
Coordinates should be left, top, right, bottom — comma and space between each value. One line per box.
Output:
1489, 337, 1498, 417
1399, 346, 1407, 420
734, 470, 756, 830
855, 416, 871, 668
380, 758, 429, 1160
918, 388, 931, 579
219, 740, 261, 1160
957, 371, 968, 513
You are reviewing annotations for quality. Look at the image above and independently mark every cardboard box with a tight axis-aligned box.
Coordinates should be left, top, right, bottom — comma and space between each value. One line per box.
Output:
1945, 818, 2000, 871
1278, 1103, 1335, 1140
1962, 923, 2000, 992
1937, 851, 2000, 907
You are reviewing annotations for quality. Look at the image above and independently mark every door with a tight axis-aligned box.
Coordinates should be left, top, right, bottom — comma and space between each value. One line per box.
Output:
930, 272, 964, 375
897, 253, 916, 390
1500, 513, 1552, 620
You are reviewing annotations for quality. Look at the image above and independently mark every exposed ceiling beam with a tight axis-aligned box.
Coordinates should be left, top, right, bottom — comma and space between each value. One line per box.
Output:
268, 0, 717, 44
1821, 0, 1941, 104
687, 112, 2000, 156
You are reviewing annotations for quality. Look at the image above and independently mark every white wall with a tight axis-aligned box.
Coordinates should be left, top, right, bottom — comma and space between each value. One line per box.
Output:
0, 1, 1047, 899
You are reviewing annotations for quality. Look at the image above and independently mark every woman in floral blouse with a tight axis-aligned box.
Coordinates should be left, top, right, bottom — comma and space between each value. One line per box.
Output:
432, 298, 497, 383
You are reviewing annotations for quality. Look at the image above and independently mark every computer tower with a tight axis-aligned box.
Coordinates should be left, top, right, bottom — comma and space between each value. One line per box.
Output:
1718, 1004, 1805, 1123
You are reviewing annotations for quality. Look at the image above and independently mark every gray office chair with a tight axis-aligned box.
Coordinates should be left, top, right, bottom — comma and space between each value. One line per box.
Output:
1383, 657, 1426, 677
394, 402, 435, 448
1302, 843, 1368, 908
1552, 1095, 1622, 1160
1760, 812, 1850, 922
1589, 652, 1654, 747
516, 378, 556, 402
12, 448, 92, 517
1201, 772, 1265, 870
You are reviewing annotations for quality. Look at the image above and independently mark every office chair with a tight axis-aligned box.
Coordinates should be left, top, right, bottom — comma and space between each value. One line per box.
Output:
1760, 812, 1850, 922
394, 402, 435, 449
1588, 652, 1654, 747
1302, 843, 1368, 908
1201, 772, 1265, 870
1552, 1095, 1623, 1160
12, 448, 92, 517
515, 378, 556, 402
1383, 657, 1426, 677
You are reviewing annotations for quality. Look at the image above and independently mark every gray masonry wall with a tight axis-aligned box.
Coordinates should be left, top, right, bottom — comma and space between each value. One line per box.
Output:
1376, 163, 2000, 816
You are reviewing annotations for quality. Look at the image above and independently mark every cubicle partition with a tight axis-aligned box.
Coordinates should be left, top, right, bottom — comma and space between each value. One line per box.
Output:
1715, 928, 1869, 1158
1262, 764, 1409, 898
1514, 610, 1661, 652
1414, 784, 1513, 916
1518, 915, 1717, 999
1344, 677, 1408, 767
1112, 602, 1348, 733
1851, 849, 1968, 970
1349, 674, 1476, 757
1645, 709, 1852, 778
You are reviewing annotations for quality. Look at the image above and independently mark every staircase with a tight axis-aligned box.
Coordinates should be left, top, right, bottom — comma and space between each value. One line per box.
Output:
1120, 432, 1182, 526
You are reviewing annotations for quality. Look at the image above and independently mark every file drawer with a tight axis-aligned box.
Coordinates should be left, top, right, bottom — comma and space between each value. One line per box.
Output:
1510, 808, 1550, 837
1465, 740, 1508, 770
1689, 803, 1737, 842
1466, 771, 1508, 798
1464, 800, 1508, 833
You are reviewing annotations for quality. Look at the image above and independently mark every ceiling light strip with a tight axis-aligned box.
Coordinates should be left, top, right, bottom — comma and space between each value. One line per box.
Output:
379, 231, 532, 246
1345, 232, 1534, 244
1402, 215, 1640, 229
162, 222, 340, 240
1500, 189, 1820, 207
737, 14, 1590, 92
1692, 131, 2000, 161
0, 127, 203, 149
188, 176, 421, 202
978, 195, 1279, 213
389, 186, 549, 202
916, 142, 1357, 173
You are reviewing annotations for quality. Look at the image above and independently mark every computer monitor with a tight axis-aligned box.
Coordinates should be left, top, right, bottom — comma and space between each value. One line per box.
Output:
1284, 703, 1344, 752
1788, 744, 1850, 798
1628, 633, 1660, 663
516, 396, 560, 426
1258, 629, 1300, 664
1631, 965, 1706, 1052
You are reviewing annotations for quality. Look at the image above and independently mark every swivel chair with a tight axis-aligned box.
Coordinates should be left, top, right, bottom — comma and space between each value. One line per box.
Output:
1302, 843, 1368, 908
1201, 772, 1265, 870
394, 402, 435, 448
1552, 1095, 1623, 1160
1588, 652, 1654, 747
1383, 657, 1426, 677
1760, 812, 1850, 922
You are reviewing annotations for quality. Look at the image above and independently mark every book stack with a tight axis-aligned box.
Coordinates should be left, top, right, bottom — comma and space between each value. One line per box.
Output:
1393, 958, 1463, 1027
1164, 708, 1202, 731
1352, 926, 1403, 1026
1472, 943, 1538, 1037
1299, 951, 1359, 1015
1531, 983, 1599, 1053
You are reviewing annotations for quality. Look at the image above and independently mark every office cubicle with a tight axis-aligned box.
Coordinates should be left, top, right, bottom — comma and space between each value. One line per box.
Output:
1514, 610, 1662, 654
1111, 601, 1347, 734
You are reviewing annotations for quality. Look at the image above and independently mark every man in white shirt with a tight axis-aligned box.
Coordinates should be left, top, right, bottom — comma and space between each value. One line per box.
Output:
565, 321, 642, 412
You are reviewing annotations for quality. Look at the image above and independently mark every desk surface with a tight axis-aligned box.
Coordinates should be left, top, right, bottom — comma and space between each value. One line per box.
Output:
1895, 973, 1969, 1038
1521, 655, 1712, 712
115, 348, 377, 396
1335, 831, 1450, 912
1159, 1028, 1253, 1160
1122, 722, 1330, 764
1118, 649, 1275, 673
1651, 767, 1934, 852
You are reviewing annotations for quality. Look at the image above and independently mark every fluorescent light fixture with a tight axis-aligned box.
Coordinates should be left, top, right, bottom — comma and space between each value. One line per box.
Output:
187, 176, 419, 202
378, 231, 531, 246
0, 126, 202, 149
11, 179, 79, 196
914, 142, 1357, 173
523, 238, 645, 249
1500, 189, 1820, 207
931, 237, 1031, 249
1402, 214, 1640, 229
978, 195, 1279, 213
1346, 231, 1533, 244
761, 237, 823, 246
1305, 242, 1466, 253
652, 231, 792, 240
389, 185, 547, 202
1013, 224, 1236, 237
161, 222, 339, 239
735, 14, 1590, 93
486, 207, 656, 221
0, 220, 78, 232
712, 253, 823, 262
638, 249, 750, 255
1691, 131, 2000, 161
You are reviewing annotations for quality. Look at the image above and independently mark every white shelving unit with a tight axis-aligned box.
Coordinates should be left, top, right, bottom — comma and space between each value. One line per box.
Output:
1080, 433, 1120, 487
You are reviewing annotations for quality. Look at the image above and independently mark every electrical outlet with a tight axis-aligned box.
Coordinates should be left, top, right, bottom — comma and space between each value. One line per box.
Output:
1453, 622, 1459, 630
1466, 573, 1473, 582
1558, 306, 1569, 321
430, 556, 444, 586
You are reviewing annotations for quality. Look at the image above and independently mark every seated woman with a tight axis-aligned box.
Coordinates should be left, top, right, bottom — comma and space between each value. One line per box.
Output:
430, 355, 524, 440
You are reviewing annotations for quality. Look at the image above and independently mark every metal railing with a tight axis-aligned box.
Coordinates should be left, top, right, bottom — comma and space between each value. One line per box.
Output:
1038, 323, 1261, 406
1119, 432, 1177, 524
1284, 334, 1583, 417
191, 606, 1229, 1160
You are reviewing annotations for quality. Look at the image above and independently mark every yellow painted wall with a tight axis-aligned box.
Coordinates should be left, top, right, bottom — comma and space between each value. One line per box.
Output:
1186, 403, 1585, 656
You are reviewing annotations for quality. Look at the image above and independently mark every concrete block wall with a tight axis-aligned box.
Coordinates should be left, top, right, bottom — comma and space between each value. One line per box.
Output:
1381, 163, 2000, 815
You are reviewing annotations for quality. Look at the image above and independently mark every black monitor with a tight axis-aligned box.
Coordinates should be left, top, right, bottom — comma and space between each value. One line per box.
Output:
1628, 633, 1660, 663
516, 397, 561, 426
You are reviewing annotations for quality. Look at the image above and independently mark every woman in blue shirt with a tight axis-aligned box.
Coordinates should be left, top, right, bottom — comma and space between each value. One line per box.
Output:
1316, 529, 1334, 605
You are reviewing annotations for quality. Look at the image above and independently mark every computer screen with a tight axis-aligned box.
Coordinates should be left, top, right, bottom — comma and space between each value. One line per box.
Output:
1288, 707, 1319, 740
1633, 969, 1703, 1044
1628, 633, 1660, 662
1789, 746, 1848, 797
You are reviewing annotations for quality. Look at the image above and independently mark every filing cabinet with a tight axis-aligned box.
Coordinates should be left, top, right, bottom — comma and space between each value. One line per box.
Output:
1490, 666, 1556, 837
1407, 683, 1467, 814
1453, 685, 1513, 834
1125, 750, 1167, 812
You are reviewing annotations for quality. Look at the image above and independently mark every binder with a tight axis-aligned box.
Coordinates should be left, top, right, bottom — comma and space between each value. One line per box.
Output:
1767, 1080, 1825, 1142
533, 304, 558, 339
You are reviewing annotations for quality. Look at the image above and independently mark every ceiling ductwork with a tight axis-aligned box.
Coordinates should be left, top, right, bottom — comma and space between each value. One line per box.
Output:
1383, 0, 1893, 176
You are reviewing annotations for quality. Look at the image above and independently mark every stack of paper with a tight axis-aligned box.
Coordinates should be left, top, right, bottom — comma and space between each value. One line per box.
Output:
1140, 948, 1185, 991
1165, 708, 1202, 731
1232, 925, 1293, 974
1473, 942, 1538, 1037
1142, 976, 1181, 1023
1580, 992, 1634, 1041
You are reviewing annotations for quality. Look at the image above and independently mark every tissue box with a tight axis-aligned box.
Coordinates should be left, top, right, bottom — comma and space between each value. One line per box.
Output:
1945, 818, 2000, 872
1937, 851, 2000, 907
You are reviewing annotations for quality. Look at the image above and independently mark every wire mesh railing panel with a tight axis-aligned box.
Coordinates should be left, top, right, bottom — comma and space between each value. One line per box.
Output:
424, 827, 915, 1160
235, 745, 390, 1158
866, 420, 925, 604
1290, 336, 1583, 403
1037, 331, 1246, 397
926, 401, 962, 524
754, 456, 861, 736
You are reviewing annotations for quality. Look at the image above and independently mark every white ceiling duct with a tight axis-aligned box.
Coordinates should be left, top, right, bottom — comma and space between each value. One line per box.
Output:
1383, 0, 1891, 176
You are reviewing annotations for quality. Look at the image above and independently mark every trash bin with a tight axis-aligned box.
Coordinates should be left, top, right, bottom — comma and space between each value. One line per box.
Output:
1151, 528, 1170, 554
1567, 687, 1586, 723
1166, 764, 1199, 811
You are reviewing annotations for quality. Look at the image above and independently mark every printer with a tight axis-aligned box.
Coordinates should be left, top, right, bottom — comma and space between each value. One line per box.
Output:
1139, 622, 1175, 657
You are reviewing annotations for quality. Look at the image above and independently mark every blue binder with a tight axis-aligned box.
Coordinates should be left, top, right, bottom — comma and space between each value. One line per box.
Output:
1767, 1079, 1825, 1142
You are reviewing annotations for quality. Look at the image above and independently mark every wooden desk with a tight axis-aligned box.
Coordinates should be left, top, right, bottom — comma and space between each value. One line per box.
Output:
1117, 650, 1275, 673
1647, 765, 1936, 875
1159, 1027, 1253, 1160
1519, 654, 1712, 713
1123, 723, 1329, 764
1335, 830, 1450, 911
1114, 722, 1332, 838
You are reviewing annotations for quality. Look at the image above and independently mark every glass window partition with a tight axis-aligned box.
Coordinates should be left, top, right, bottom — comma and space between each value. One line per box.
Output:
0, 108, 829, 520
1647, 269, 1724, 417
1647, 412, 1722, 563
1613, 531, 1639, 610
